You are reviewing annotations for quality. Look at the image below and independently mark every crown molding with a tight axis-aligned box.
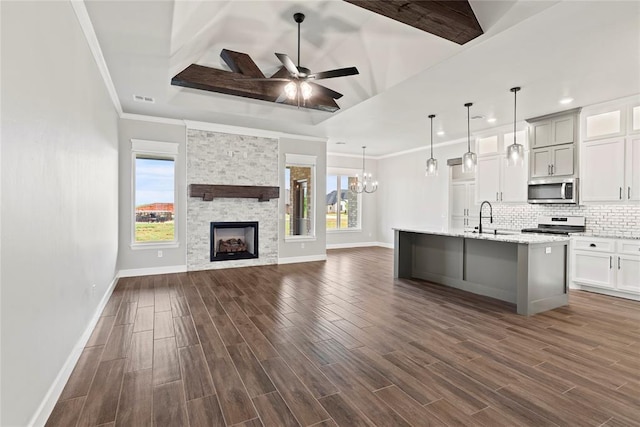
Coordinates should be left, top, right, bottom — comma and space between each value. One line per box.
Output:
119, 113, 186, 126
184, 120, 326, 142
70, 0, 122, 116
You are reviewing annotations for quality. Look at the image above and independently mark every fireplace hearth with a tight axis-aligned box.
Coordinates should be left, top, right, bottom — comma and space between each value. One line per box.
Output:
210, 221, 258, 262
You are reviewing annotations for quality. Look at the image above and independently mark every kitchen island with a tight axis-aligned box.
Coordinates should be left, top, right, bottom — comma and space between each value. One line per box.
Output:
393, 227, 571, 315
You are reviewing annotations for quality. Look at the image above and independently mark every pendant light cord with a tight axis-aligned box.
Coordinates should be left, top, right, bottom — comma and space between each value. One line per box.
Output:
467, 105, 471, 152
428, 114, 435, 158
297, 20, 301, 68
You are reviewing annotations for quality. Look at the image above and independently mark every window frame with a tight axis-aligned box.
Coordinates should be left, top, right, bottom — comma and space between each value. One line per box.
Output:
284, 154, 317, 241
326, 167, 362, 233
130, 139, 179, 249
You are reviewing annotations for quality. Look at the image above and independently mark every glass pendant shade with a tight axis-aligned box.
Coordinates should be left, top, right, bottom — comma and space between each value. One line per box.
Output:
506, 86, 524, 167
426, 157, 438, 176
462, 151, 477, 174
462, 103, 476, 174
284, 81, 297, 99
507, 143, 524, 167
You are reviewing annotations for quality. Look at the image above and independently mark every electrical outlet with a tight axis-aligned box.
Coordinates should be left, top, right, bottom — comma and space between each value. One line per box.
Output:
545, 247, 551, 254
301, 243, 305, 249
158, 250, 163, 258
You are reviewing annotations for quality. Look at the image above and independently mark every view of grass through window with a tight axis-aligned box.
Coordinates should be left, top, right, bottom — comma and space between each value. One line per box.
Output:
135, 157, 175, 242
326, 174, 359, 230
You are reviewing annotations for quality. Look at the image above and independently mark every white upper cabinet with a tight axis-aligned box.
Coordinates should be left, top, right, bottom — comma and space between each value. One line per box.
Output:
529, 114, 576, 148
501, 152, 529, 202
527, 109, 579, 181
476, 156, 501, 202
477, 135, 499, 157
580, 96, 640, 204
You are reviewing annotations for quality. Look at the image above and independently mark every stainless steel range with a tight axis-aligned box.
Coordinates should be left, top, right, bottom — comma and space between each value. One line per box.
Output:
521, 216, 586, 235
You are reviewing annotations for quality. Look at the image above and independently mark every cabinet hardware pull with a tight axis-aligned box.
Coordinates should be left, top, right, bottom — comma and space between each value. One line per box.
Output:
620, 187, 622, 200
551, 164, 554, 175
548, 164, 551, 175
500, 192, 503, 201
629, 187, 631, 199
610, 256, 612, 269
618, 257, 621, 270
589, 243, 596, 247
496, 192, 499, 201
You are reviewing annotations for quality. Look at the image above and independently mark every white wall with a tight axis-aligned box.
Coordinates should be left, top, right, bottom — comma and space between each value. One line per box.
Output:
376, 142, 467, 244
117, 118, 187, 273
326, 154, 379, 247
279, 138, 327, 261
1, 2, 119, 425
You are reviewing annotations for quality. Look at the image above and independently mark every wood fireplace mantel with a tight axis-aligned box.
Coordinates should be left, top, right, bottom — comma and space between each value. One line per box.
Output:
189, 184, 280, 202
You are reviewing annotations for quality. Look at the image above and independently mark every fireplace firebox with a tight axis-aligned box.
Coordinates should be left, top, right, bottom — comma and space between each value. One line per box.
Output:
210, 221, 258, 262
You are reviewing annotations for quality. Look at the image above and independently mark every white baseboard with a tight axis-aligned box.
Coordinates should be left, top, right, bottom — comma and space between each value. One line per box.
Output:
29, 274, 119, 427
278, 254, 327, 264
118, 265, 187, 278
326, 242, 394, 250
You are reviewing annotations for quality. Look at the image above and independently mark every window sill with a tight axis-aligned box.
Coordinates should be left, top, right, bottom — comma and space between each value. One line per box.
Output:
284, 236, 317, 243
130, 242, 180, 250
327, 228, 363, 233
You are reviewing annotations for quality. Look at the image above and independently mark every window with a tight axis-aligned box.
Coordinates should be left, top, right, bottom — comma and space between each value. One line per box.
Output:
131, 140, 178, 245
326, 171, 361, 231
284, 154, 316, 239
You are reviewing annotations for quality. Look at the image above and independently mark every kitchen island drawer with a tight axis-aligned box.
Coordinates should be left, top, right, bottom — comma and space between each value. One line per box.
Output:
572, 237, 615, 252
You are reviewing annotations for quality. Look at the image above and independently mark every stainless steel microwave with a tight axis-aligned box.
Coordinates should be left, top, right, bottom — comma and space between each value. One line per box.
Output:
528, 178, 579, 204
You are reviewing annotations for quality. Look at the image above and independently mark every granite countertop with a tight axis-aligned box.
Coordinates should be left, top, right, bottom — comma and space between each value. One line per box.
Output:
393, 227, 570, 245
569, 232, 640, 240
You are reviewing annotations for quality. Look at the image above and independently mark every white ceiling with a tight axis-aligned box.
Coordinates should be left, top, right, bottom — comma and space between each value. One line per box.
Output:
85, 0, 640, 156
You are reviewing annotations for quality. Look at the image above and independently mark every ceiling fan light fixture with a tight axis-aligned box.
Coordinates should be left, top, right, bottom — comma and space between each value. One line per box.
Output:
284, 81, 297, 99
300, 81, 313, 100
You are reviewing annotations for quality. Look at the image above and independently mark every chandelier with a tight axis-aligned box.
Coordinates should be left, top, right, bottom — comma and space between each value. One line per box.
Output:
350, 146, 378, 194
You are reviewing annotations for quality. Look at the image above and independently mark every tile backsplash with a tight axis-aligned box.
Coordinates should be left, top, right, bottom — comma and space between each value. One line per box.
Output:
493, 204, 640, 238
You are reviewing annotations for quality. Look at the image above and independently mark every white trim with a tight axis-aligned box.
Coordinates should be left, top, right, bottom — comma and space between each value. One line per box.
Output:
70, 1, 122, 116
327, 166, 361, 176
328, 137, 468, 160
285, 153, 317, 166
131, 139, 179, 154
326, 228, 363, 234
284, 236, 317, 242
130, 242, 180, 250
118, 265, 187, 278
29, 274, 119, 427
376, 241, 395, 249
571, 283, 640, 301
278, 254, 327, 264
120, 113, 186, 126
326, 242, 378, 249
184, 120, 326, 142
327, 152, 378, 160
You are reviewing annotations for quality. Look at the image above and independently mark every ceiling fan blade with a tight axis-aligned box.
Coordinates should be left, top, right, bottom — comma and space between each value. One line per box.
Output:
308, 67, 359, 80
275, 53, 299, 76
233, 77, 290, 82
309, 82, 343, 99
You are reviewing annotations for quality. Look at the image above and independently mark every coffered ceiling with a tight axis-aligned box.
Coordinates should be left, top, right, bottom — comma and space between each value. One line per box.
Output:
85, 1, 640, 156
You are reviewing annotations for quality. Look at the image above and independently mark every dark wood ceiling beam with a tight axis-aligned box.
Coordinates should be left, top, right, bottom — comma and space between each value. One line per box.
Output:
220, 49, 265, 78
343, 0, 483, 45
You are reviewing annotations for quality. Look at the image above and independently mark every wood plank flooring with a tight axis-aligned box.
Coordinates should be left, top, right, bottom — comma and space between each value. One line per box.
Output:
46, 247, 640, 426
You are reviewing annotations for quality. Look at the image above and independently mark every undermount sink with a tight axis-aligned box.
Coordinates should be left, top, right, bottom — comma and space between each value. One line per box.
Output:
491, 230, 520, 236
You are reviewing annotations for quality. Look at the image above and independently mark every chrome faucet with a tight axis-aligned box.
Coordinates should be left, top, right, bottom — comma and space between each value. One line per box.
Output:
478, 201, 493, 234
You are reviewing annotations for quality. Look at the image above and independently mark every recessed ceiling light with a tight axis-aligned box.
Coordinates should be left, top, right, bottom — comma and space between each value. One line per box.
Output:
559, 97, 574, 105
487, 118, 497, 123
437, 131, 445, 136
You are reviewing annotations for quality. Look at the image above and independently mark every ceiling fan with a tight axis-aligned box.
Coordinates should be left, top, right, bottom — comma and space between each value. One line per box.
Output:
244, 12, 359, 106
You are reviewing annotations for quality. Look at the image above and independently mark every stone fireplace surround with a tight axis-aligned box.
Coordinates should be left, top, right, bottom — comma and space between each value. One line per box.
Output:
187, 129, 279, 270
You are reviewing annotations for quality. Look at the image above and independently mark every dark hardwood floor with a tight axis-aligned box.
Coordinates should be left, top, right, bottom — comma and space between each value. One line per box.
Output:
46, 247, 640, 426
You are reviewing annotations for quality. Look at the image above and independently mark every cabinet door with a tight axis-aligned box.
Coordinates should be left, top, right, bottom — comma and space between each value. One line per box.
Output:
551, 145, 574, 176
582, 139, 625, 202
552, 116, 575, 145
476, 156, 501, 202
626, 137, 640, 201
616, 255, 640, 293
450, 183, 467, 217
573, 251, 615, 289
501, 152, 528, 202
530, 121, 552, 148
450, 216, 466, 230
467, 183, 479, 217
531, 148, 552, 178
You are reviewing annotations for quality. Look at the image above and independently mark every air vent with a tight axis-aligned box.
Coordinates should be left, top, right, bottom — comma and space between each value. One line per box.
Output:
133, 94, 155, 103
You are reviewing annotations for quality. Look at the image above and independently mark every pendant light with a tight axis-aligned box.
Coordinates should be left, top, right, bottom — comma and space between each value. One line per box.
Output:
461, 102, 477, 174
350, 146, 378, 194
426, 114, 438, 176
506, 87, 524, 166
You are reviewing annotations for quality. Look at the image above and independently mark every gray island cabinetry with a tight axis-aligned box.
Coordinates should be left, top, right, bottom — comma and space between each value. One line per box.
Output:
393, 228, 571, 315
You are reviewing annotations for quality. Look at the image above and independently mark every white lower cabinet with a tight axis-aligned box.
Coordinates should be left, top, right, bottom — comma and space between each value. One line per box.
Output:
571, 237, 640, 299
